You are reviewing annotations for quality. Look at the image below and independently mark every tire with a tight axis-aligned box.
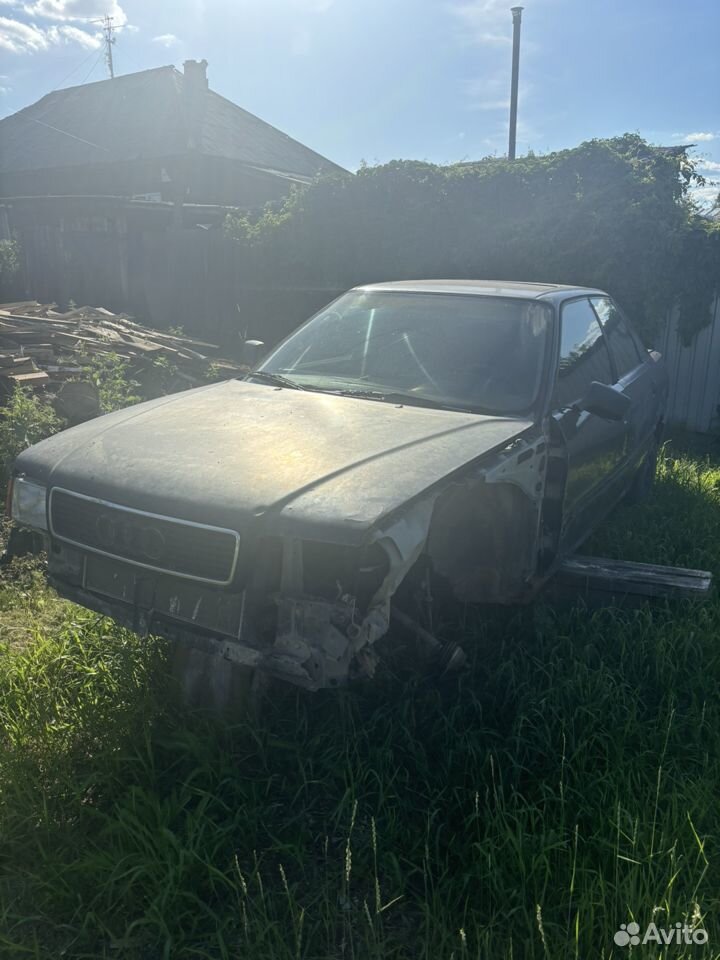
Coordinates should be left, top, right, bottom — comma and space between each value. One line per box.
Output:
626, 439, 659, 504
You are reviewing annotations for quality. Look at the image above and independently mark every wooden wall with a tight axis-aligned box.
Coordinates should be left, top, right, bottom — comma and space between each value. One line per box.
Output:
10, 207, 343, 350
661, 297, 720, 434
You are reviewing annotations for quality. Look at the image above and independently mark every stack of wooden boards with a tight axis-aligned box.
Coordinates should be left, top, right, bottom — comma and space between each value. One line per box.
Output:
0, 301, 244, 395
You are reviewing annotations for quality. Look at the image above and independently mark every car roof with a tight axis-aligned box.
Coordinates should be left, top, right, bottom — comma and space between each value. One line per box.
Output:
354, 279, 607, 301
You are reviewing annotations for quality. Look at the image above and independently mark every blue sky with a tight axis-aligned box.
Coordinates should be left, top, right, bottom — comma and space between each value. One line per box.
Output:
1, 0, 718, 205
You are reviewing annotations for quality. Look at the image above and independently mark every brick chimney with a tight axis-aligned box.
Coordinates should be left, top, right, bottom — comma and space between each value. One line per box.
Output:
182, 59, 208, 151
183, 59, 208, 93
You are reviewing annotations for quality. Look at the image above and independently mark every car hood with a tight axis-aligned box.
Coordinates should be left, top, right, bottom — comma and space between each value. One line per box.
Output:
16, 380, 533, 544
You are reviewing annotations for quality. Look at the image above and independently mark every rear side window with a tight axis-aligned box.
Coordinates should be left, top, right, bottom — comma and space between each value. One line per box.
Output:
591, 297, 643, 380
555, 298, 614, 408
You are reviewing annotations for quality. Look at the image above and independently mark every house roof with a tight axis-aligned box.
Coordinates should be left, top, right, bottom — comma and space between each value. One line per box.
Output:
0, 65, 345, 180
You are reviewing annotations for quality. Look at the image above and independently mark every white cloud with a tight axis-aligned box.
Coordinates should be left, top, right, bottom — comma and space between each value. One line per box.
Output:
451, 9, 510, 44
0, 16, 52, 51
685, 132, 717, 143
463, 73, 533, 112
449, 0, 527, 45
21, 0, 127, 26
0, 13, 99, 52
152, 32, 178, 47
692, 182, 719, 210
672, 131, 718, 143
464, 76, 502, 109
698, 159, 720, 173
453, 0, 542, 128
51, 22, 100, 46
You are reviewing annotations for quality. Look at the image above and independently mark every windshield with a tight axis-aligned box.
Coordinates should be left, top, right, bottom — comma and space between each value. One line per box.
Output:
256, 291, 551, 415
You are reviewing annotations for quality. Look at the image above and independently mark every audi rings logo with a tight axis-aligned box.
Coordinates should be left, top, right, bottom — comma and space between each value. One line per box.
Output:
94, 512, 166, 563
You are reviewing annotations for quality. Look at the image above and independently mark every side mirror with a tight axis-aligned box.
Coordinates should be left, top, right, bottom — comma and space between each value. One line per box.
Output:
580, 381, 631, 421
240, 339, 266, 367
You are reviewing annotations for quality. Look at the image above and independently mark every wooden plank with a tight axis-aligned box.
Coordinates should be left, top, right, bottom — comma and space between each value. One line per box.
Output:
0, 330, 55, 343
0, 312, 69, 326
555, 554, 712, 601
99, 319, 220, 353
113, 334, 165, 354
5, 370, 50, 386
0, 301, 45, 314
45, 365, 83, 376
0, 300, 241, 402
52, 332, 114, 349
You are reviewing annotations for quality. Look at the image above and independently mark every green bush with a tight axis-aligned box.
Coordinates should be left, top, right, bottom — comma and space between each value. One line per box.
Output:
78, 352, 141, 413
0, 388, 62, 504
0, 238, 20, 285
226, 135, 720, 346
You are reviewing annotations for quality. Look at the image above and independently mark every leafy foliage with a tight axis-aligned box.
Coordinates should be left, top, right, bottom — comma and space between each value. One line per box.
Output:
78, 351, 142, 413
149, 354, 182, 396
0, 238, 21, 302
0, 388, 62, 502
226, 135, 720, 345
0, 239, 19, 283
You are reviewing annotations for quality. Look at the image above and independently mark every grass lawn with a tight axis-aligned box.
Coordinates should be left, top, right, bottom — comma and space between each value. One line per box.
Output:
1, 436, 720, 959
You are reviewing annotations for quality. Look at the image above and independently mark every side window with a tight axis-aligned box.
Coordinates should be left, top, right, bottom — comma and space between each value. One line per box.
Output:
555, 298, 614, 408
591, 297, 643, 380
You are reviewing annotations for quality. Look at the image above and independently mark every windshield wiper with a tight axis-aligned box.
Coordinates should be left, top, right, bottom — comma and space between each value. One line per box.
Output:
331, 388, 471, 412
246, 371, 305, 391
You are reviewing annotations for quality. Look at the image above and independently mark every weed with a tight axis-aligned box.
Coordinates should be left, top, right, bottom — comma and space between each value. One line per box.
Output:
77, 352, 142, 413
0, 387, 62, 502
0, 439, 719, 957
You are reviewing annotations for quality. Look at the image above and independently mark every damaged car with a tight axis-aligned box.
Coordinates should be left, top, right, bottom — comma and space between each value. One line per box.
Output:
8, 281, 667, 699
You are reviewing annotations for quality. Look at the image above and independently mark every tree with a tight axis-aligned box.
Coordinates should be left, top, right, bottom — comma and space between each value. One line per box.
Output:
226, 135, 720, 345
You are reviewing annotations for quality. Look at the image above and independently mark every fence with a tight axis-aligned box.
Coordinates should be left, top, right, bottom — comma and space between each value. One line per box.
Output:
5, 199, 344, 351
661, 296, 720, 434
6, 200, 720, 434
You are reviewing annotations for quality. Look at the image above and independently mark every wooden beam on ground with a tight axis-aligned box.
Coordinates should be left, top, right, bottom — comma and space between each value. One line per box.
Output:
5, 370, 50, 387
553, 554, 712, 603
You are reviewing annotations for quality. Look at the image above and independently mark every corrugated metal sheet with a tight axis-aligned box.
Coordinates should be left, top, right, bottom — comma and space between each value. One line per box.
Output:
662, 296, 720, 433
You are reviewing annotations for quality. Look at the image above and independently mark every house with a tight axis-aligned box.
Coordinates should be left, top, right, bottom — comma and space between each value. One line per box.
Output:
0, 60, 345, 207
0, 62, 346, 336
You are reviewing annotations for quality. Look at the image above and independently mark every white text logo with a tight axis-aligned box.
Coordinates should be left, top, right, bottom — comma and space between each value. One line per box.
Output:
614, 921, 708, 947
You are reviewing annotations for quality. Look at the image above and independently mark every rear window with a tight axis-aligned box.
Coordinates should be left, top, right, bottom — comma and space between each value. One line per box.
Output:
591, 297, 643, 380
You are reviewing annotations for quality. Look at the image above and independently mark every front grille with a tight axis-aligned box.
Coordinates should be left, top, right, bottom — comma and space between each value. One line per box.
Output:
49, 488, 239, 584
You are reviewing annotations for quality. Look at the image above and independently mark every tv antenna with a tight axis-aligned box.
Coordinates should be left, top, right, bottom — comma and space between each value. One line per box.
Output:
91, 15, 116, 79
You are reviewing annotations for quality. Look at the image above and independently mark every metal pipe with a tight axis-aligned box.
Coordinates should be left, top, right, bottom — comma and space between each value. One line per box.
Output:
508, 6, 524, 160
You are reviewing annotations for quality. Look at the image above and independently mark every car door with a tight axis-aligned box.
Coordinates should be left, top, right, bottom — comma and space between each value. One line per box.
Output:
553, 296, 628, 551
590, 296, 658, 479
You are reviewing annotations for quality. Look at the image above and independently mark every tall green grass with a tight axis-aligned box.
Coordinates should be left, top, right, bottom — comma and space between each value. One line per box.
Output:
1, 438, 720, 958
